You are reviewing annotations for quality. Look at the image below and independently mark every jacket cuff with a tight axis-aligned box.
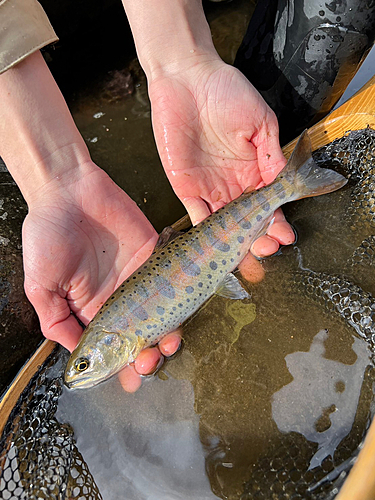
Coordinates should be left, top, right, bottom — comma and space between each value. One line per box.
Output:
0, 0, 58, 74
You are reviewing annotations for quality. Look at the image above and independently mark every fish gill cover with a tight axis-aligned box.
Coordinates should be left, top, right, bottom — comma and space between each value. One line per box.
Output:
1, 128, 375, 499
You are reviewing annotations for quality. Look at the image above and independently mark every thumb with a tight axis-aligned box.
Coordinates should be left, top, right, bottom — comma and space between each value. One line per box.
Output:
25, 278, 83, 352
182, 196, 211, 226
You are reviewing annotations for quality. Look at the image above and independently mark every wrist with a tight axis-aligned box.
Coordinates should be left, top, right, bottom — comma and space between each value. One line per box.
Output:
0, 51, 92, 205
17, 145, 97, 208
122, 0, 220, 81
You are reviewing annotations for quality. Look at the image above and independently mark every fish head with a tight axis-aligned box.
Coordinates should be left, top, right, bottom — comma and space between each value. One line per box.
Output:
64, 324, 144, 389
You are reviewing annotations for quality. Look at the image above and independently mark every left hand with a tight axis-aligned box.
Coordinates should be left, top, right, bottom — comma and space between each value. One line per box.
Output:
149, 59, 295, 255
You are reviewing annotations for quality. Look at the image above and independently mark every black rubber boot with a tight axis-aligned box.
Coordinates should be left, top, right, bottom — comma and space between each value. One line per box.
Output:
235, 0, 375, 145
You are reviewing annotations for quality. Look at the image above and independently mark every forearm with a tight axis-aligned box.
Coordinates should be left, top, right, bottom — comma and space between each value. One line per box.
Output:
121, 0, 220, 79
0, 51, 91, 205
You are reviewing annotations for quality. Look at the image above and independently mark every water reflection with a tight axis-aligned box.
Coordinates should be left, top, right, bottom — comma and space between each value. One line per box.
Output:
272, 329, 370, 470
57, 378, 218, 500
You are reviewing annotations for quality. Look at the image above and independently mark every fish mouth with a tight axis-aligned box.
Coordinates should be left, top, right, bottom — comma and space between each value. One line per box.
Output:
64, 375, 96, 390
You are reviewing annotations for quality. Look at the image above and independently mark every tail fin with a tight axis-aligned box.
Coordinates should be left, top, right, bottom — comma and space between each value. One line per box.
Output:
279, 130, 348, 199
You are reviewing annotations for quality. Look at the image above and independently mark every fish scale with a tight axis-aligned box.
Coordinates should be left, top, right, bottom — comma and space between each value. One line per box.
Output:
65, 131, 347, 389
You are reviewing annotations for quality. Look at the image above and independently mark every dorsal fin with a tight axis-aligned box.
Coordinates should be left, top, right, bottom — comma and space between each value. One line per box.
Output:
154, 226, 183, 251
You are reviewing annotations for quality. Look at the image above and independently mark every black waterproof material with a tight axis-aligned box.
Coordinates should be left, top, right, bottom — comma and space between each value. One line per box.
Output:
235, 0, 375, 144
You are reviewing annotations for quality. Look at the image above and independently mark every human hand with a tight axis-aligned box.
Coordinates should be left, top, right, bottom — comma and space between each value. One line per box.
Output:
22, 159, 181, 391
149, 59, 295, 257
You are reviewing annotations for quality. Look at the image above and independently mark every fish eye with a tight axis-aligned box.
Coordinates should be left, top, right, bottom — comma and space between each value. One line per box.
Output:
75, 357, 90, 372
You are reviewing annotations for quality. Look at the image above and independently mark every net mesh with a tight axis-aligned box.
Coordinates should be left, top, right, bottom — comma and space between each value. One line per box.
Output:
0, 346, 102, 500
313, 127, 375, 227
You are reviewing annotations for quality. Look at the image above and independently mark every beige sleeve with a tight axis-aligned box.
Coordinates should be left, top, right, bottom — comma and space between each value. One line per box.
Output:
0, 0, 58, 74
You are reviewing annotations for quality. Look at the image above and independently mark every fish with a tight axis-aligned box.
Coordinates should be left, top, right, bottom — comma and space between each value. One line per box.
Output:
0, 346, 103, 500
64, 131, 347, 389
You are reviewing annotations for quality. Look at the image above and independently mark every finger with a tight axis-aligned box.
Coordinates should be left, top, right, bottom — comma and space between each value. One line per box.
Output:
251, 235, 280, 258
266, 209, 296, 246
118, 364, 142, 393
158, 330, 182, 356
238, 251, 265, 283
25, 280, 83, 351
182, 196, 211, 226
134, 347, 162, 375
253, 111, 287, 184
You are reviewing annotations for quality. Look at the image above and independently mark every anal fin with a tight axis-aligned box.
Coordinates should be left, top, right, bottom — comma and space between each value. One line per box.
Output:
216, 273, 251, 300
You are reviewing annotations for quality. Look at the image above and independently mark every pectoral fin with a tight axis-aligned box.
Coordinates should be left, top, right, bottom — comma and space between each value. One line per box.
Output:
216, 273, 251, 300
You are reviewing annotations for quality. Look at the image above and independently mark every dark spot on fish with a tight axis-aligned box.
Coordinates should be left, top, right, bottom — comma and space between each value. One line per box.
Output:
135, 330, 142, 336
178, 303, 183, 308
230, 258, 234, 263
156, 306, 165, 315
256, 214, 262, 222
207, 274, 212, 279
147, 334, 151, 339
263, 203, 270, 212
238, 236, 244, 244
210, 261, 218, 270
222, 260, 226, 265
173, 307, 176, 311
147, 325, 152, 330
237, 251, 241, 256
198, 282, 203, 288
186, 286, 194, 294
240, 220, 252, 230
241, 197, 252, 209
187, 298, 190, 303
214, 240, 231, 252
